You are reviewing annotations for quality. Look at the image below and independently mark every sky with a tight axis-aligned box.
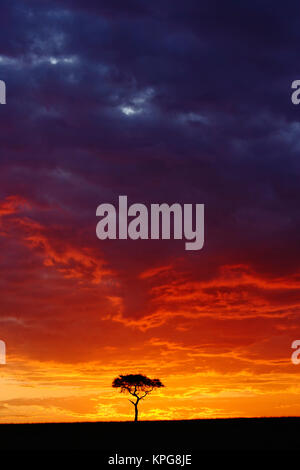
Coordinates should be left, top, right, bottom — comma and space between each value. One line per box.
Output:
1, 0, 300, 422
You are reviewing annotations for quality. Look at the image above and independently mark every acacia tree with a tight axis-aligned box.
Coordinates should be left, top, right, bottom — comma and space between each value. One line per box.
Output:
112, 374, 164, 422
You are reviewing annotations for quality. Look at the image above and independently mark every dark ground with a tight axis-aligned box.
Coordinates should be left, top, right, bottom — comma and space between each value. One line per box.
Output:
0, 417, 299, 454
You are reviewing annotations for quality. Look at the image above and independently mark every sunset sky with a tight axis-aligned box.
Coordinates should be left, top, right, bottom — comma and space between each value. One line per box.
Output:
1, 0, 300, 423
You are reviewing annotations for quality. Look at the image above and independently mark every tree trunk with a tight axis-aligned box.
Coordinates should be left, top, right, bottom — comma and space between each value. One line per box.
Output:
134, 403, 138, 422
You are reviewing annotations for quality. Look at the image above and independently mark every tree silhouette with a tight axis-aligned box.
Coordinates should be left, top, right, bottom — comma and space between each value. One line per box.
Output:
112, 374, 164, 422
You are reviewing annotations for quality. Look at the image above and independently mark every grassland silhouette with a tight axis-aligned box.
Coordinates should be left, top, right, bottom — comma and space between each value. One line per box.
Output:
0, 418, 300, 452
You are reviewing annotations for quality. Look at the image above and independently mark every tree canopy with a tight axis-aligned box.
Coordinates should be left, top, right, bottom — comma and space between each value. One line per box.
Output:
113, 374, 164, 394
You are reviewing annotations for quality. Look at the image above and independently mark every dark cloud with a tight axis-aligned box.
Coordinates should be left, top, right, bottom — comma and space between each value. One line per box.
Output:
0, 0, 300, 330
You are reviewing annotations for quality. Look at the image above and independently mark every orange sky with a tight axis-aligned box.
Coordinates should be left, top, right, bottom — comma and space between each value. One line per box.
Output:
1, 195, 300, 423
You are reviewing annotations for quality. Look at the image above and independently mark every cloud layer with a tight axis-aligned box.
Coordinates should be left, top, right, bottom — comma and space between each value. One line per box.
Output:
0, 0, 300, 421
